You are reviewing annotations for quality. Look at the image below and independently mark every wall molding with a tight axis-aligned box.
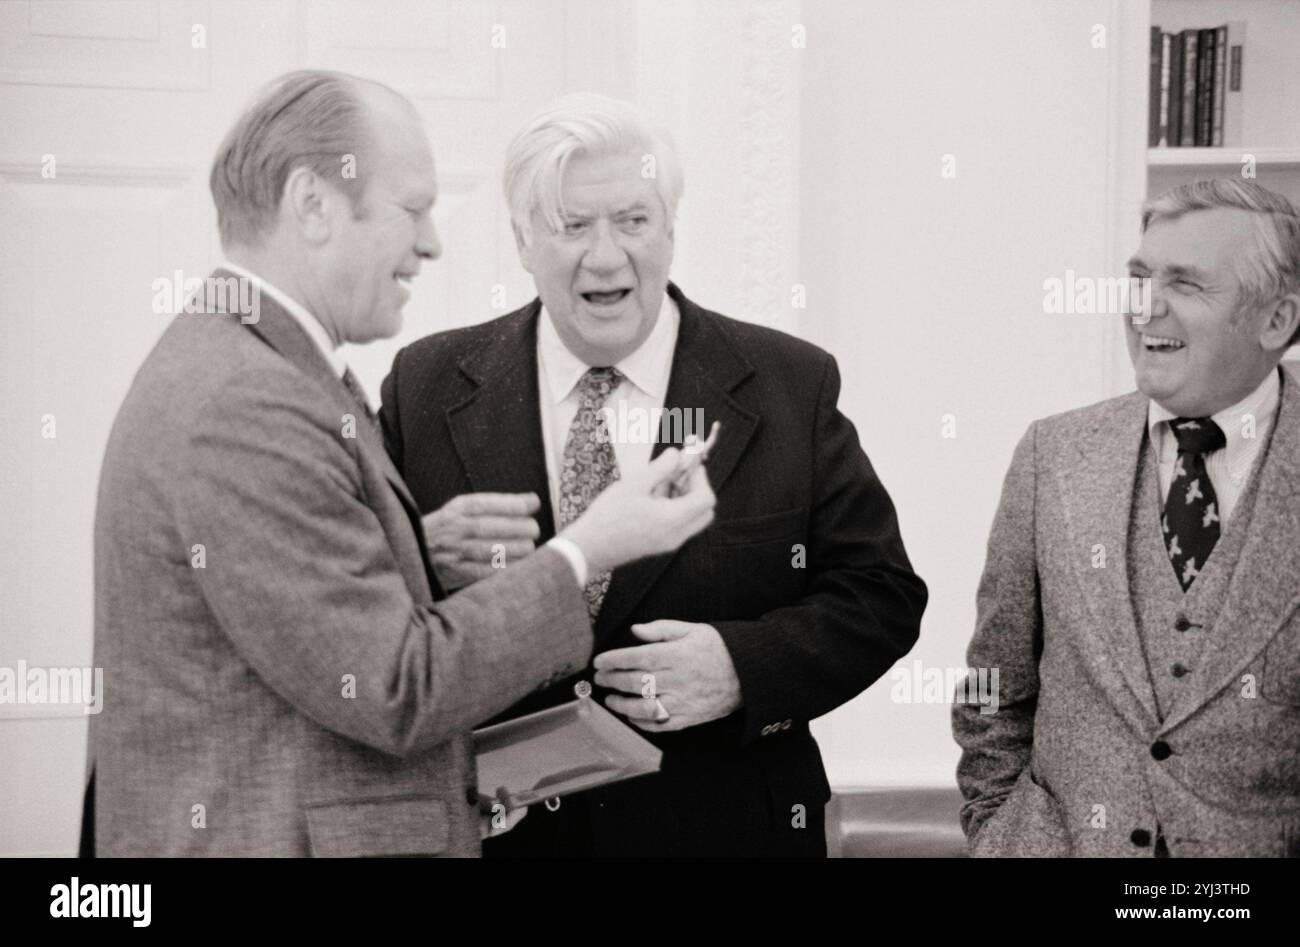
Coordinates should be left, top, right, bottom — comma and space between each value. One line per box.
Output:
1101, 0, 1151, 398
735, 0, 802, 333
0, 157, 196, 188
294, 0, 499, 101
0, 0, 212, 92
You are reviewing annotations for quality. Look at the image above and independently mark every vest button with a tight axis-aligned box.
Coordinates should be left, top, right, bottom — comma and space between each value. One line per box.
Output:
1171, 663, 1188, 678
1151, 741, 1172, 761
466, 786, 480, 807
1174, 616, 1191, 632
1130, 828, 1152, 847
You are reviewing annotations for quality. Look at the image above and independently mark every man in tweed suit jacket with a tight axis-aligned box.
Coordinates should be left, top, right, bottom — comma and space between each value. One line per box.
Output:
81, 71, 714, 857
955, 180, 1300, 857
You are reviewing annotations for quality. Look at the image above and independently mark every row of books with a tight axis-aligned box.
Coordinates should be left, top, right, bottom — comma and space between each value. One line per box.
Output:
1148, 22, 1244, 148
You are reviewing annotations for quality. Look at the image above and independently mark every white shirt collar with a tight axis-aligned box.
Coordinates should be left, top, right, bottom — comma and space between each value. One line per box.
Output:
1147, 366, 1281, 470
220, 261, 347, 378
537, 292, 679, 404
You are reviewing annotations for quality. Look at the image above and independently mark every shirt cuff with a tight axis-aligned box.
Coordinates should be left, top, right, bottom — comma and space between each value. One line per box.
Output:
546, 536, 588, 588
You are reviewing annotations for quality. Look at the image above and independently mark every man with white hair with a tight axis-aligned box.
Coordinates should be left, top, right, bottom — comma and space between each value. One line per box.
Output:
955, 179, 1300, 856
381, 94, 927, 856
82, 72, 715, 857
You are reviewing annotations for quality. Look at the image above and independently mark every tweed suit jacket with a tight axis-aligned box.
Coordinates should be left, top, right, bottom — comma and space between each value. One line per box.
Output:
84, 271, 591, 856
955, 365, 1300, 857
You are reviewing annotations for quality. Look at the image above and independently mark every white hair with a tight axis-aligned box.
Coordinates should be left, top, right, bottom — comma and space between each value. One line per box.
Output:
503, 93, 684, 243
1142, 179, 1300, 343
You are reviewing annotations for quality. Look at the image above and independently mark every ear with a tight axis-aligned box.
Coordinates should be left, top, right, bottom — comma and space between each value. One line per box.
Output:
512, 220, 534, 274
282, 166, 332, 244
1259, 293, 1300, 354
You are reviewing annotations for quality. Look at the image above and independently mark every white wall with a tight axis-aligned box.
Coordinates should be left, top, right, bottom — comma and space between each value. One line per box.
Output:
798, 0, 1123, 787
1, 0, 1141, 852
0, 0, 642, 857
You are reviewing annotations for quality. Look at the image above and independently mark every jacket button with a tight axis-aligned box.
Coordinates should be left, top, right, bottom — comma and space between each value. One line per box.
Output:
466, 786, 479, 807
1174, 616, 1191, 632
1130, 828, 1151, 847
1171, 663, 1188, 679
1150, 741, 1172, 761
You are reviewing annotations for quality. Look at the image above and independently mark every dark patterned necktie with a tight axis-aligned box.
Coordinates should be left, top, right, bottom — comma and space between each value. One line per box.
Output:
557, 367, 623, 619
1161, 417, 1226, 590
341, 367, 379, 433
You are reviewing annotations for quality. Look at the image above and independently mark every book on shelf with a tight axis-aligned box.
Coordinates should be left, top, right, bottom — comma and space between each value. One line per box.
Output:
1158, 31, 1172, 146
1167, 30, 1183, 146
1178, 29, 1197, 147
1195, 28, 1214, 147
1149, 21, 1244, 150
1225, 21, 1245, 148
1212, 24, 1226, 147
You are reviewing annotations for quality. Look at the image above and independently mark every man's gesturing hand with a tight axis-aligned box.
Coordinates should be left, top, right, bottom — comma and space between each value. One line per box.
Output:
559, 448, 715, 575
421, 492, 541, 591
593, 620, 742, 732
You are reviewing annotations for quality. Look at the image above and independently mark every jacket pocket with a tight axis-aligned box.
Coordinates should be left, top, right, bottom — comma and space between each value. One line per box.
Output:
306, 795, 450, 857
707, 508, 804, 546
971, 768, 1072, 857
1261, 623, 1300, 707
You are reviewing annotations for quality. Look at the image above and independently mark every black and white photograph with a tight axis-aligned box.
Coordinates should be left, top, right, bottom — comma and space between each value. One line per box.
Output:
1, 0, 1297, 927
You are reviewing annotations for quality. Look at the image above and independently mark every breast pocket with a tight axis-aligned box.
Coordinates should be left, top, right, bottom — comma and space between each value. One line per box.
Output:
707, 508, 804, 547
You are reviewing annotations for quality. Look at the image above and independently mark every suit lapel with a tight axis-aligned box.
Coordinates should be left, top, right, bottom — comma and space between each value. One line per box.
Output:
1161, 367, 1300, 731
445, 302, 558, 540
220, 269, 437, 593
1058, 390, 1161, 731
442, 286, 759, 642
592, 285, 759, 644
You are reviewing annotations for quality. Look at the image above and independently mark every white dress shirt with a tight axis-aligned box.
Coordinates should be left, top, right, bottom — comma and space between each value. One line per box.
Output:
1148, 367, 1281, 526
537, 294, 680, 518
221, 263, 591, 587
220, 260, 347, 379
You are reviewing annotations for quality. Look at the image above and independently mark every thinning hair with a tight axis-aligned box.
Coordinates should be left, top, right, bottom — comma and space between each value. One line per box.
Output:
1142, 179, 1300, 344
210, 70, 401, 249
503, 93, 684, 244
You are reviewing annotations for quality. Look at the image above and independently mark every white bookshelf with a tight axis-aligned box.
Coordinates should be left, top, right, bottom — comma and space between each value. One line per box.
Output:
1147, 147, 1300, 168
1146, 0, 1300, 196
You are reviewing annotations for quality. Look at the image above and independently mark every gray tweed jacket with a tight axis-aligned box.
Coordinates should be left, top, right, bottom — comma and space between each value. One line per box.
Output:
85, 271, 591, 856
955, 366, 1300, 857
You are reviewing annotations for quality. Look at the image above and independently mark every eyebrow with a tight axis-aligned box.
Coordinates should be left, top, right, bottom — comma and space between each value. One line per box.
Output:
560, 204, 651, 220
1125, 258, 1211, 281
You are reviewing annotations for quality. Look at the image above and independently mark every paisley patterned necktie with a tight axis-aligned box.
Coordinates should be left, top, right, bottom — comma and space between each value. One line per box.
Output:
557, 366, 623, 619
